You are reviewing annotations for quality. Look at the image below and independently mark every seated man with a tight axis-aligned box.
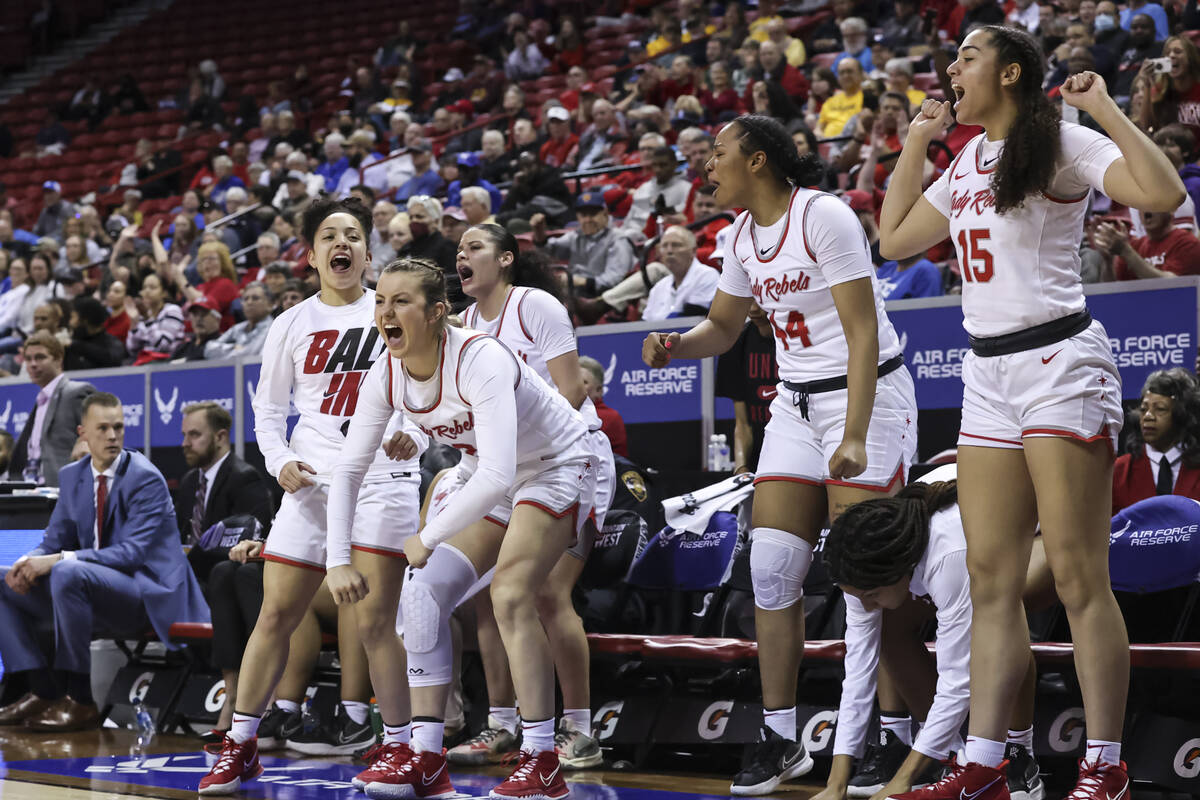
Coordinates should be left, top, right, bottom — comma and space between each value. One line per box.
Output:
531, 192, 637, 299
204, 282, 274, 360
0, 393, 210, 731
1094, 212, 1200, 280
65, 296, 126, 370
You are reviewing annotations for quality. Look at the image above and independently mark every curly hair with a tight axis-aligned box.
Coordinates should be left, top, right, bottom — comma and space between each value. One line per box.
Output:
1123, 368, 1200, 468
977, 26, 1062, 214
732, 114, 826, 188
823, 480, 959, 590
466, 223, 564, 302
300, 196, 373, 246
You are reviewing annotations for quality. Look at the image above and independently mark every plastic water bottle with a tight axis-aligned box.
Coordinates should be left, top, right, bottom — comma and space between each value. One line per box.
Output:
717, 435, 731, 471
130, 700, 155, 758
707, 435, 721, 471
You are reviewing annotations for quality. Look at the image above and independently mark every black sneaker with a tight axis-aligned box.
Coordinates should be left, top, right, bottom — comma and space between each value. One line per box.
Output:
730, 726, 815, 796
286, 703, 376, 756
848, 729, 910, 797
1005, 742, 1046, 800
258, 705, 302, 750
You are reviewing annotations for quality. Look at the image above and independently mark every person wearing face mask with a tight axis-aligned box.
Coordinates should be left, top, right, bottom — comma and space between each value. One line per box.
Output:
397, 194, 463, 309
1091, 0, 1130, 57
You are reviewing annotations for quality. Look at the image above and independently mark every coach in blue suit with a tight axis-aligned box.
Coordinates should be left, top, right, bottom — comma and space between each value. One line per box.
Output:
0, 392, 210, 731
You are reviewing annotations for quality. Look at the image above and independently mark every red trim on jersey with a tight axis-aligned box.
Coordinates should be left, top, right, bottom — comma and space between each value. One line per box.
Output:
946, 145, 968, 182
454, 332, 493, 406
516, 498, 581, 523
403, 332, 448, 414
351, 543, 407, 559
386, 357, 394, 408
516, 288, 535, 342
1041, 190, 1089, 204
730, 211, 752, 265
492, 286, 519, 340
826, 463, 906, 492
752, 474, 823, 487
974, 139, 997, 175
960, 431, 1024, 447
263, 553, 326, 573
750, 187, 799, 263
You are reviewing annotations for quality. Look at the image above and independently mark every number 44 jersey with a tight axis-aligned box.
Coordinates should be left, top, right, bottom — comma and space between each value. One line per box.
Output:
720, 187, 903, 382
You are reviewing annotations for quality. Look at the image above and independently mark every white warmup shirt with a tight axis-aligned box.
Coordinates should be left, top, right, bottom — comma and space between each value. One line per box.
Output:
832, 464, 972, 762
720, 187, 903, 382
641, 259, 721, 321
924, 122, 1122, 337
253, 290, 420, 485
327, 327, 587, 565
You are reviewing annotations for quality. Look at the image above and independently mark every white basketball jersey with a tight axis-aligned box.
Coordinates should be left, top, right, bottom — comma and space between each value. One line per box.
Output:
720, 187, 903, 382
924, 122, 1122, 337
463, 286, 602, 430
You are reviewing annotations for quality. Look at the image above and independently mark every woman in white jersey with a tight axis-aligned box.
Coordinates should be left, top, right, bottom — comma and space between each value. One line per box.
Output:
445, 224, 613, 770
878, 25, 1185, 800
814, 465, 1043, 800
327, 258, 593, 800
642, 113, 918, 796
199, 199, 425, 797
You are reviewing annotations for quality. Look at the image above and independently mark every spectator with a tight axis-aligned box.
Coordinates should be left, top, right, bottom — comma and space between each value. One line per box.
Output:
199, 201, 241, 255
384, 214, 412, 262
34, 110, 71, 156
764, 18, 806, 68
811, 0, 855, 53
532, 192, 637, 299
57, 234, 96, 277
661, 56, 700, 104
277, 279, 308, 313
198, 59, 226, 100
459, 187, 495, 226
368, 200, 398, 267
1113, 368, 1200, 512
394, 142, 441, 203
7, 253, 68, 347
881, 0, 926, 48
752, 79, 805, 126
172, 298, 223, 361
1095, 213, 1200, 279
34, 182, 77, 243
183, 78, 224, 130
751, 40, 811, 107
398, 195, 462, 304
733, 38, 762, 96
509, 118, 541, 161
1007, 0, 1042, 32
277, 170, 315, 220
375, 19, 416, 68
700, 62, 743, 123
261, 261, 291, 302
506, 27, 549, 80
559, 66, 590, 113
446, 152, 503, 213
206, 155, 247, 210
640, 226, 721, 320
172, 241, 239, 329
478, 130, 512, 185
715, 301, 777, 473
335, 130, 388, 198
579, 355, 628, 458
0, 215, 37, 260
540, 107, 579, 169
575, 99, 626, 171
6, 331, 93, 485
957, 0, 1006, 41
315, 132, 350, 192
1049, 23, 1118, 89
818, 58, 872, 137
251, 232, 281, 278
1093, 0, 1130, 58
877, 254, 944, 299
102, 281, 135, 342
885, 58, 927, 109
1120, 0, 1169, 39
126, 273, 186, 361
65, 296, 126, 370
204, 282, 273, 360
441, 206, 469, 246
553, 17, 586, 73
691, 184, 733, 268
1139, 35, 1200, 142
623, 146, 694, 239
834, 18, 874, 74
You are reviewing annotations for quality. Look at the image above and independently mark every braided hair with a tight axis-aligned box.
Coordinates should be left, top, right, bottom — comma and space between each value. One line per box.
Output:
977, 25, 1062, 215
467, 223, 564, 302
732, 114, 825, 188
1124, 367, 1200, 468
823, 480, 959, 590
380, 256, 450, 332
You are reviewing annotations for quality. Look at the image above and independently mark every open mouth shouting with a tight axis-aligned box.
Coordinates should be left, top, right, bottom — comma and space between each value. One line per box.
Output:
951, 83, 964, 108
457, 265, 475, 287
383, 324, 404, 349
330, 252, 353, 274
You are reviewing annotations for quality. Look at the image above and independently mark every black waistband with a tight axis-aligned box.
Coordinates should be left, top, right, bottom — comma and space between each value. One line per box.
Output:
968, 310, 1092, 358
782, 354, 905, 396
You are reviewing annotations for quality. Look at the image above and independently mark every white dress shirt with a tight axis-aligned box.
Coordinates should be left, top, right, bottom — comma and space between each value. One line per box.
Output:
27, 372, 65, 466
1147, 444, 1182, 491
642, 259, 721, 321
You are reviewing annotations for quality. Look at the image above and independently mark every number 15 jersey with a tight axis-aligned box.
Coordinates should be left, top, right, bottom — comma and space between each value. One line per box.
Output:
719, 187, 903, 382
924, 121, 1122, 338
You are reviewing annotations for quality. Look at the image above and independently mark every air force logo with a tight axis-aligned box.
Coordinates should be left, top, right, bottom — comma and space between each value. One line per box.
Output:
154, 387, 179, 425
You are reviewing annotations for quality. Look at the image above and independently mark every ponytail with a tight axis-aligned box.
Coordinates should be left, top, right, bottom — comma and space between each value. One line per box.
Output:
732, 114, 825, 189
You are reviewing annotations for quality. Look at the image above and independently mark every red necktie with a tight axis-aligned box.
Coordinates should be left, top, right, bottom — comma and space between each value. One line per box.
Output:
96, 474, 107, 548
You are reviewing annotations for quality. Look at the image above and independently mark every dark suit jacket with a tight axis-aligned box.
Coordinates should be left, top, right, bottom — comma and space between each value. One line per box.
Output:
1112, 452, 1200, 514
31, 450, 210, 639
176, 452, 273, 544
8, 376, 94, 486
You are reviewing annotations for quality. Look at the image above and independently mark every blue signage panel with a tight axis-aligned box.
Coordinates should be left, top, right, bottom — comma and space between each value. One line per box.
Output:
0, 382, 38, 439
578, 322, 702, 425
89, 373, 146, 441
149, 366, 236, 447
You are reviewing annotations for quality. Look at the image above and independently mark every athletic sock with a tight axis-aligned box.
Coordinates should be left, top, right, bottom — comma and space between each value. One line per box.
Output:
1085, 739, 1122, 766
383, 720, 411, 745
562, 708, 591, 734
490, 706, 519, 734
1007, 726, 1034, 750
229, 711, 262, 743
522, 717, 555, 754
275, 699, 300, 714
343, 700, 369, 725
881, 713, 913, 747
763, 706, 797, 741
412, 716, 445, 753
964, 736, 1007, 768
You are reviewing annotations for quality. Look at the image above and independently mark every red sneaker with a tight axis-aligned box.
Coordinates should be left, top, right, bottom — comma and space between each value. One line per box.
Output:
198, 736, 263, 796
1064, 760, 1130, 800
888, 761, 1009, 800
364, 749, 455, 800
490, 750, 570, 800
354, 742, 415, 792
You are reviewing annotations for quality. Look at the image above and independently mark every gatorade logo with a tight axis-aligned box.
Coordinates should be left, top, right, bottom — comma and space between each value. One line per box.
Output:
593, 701, 624, 740
698, 700, 734, 740
1049, 708, 1086, 752
204, 680, 227, 713
1174, 738, 1200, 779
802, 710, 837, 751
129, 671, 154, 704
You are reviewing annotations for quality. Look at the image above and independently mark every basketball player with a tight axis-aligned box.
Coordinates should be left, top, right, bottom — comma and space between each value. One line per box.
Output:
327, 258, 595, 800
878, 25, 1185, 800
643, 113, 918, 796
198, 199, 424, 796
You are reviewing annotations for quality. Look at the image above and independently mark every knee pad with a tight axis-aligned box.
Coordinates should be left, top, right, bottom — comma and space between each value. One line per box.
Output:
406, 629, 454, 687
750, 528, 813, 611
401, 545, 479, 654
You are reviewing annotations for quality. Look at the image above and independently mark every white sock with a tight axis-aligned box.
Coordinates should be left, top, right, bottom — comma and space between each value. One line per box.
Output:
562, 708, 591, 733
383, 721, 411, 745
489, 706, 519, 734
763, 706, 797, 741
881, 714, 913, 747
412, 717, 445, 753
521, 717, 555, 754
1085, 739, 1122, 766
964, 736, 1007, 768
229, 711, 261, 743
1007, 726, 1034, 750
274, 699, 300, 714
343, 701, 369, 725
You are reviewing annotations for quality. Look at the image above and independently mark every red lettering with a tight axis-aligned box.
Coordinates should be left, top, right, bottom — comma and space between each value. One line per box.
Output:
956, 228, 995, 283
768, 310, 812, 351
950, 188, 995, 219
319, 371, 365, 415
419, 412, 476, 441
304, 330, 339, 374
751, 272, 811, 304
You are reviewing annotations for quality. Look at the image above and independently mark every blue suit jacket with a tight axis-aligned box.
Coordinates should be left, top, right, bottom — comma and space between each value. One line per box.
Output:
32, 450, 210, 640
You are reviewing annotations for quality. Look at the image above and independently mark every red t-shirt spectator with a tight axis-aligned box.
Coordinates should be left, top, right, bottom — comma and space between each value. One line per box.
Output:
595, 398, 629, 458
199, 276, 239, 330
1114, 228, 1200, 280
743, 66, 810, 109
104, 309, 132, 342
660, 78, 697, 104
1173, 82, 1200, 145
699, 88, 743, 121
696, 217, 733, 269
540, 134, 579, 169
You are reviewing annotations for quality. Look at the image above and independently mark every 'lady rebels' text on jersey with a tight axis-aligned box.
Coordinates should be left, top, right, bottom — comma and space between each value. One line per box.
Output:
720, 188, 903, 382
924, 122, 1122, 337
254, 289, 406, 483
463, 286, 602, 429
